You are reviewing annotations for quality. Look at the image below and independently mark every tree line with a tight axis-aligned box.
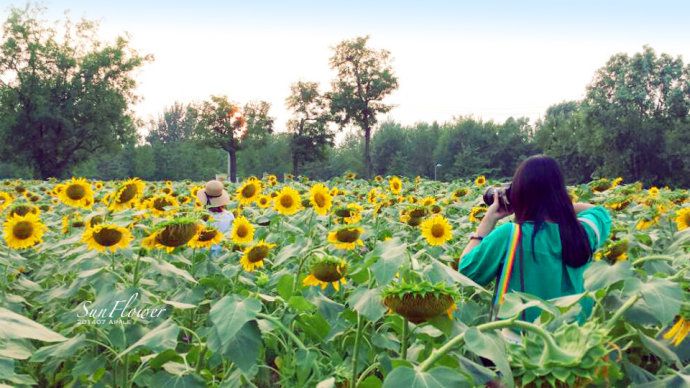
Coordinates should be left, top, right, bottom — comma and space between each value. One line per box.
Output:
1, 6, 688, 186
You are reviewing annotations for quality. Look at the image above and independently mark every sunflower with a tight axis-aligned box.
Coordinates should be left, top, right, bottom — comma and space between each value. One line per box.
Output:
367, 188, 382, 204
110, 178, 146, 211
142, 194, 180, 217
664, 316, 690, 346
648, 187, 660, 197
451, 188, 468, 201
475, 175, 487, 187
0, 191, 13, 211
240, 240, 277, 272
374, 175, 383, 183
421, 196, 436, 206
327, 225, 364, 250
382, 282, 458, 324
273, 186, 303, 216
420, 214, 453, 246
142, 218, 200, 252
334, 203, 363, 224
344, 171, 357, 180
674, 208, 690, 231
610, 177, 623, 188
636, 215, 659, 230
94, 181, 104, 190
469, 206, 487, 223
302, 256, 348, 291
256, 195, 272, 209
389, 176, 402, 195
3, 213, 46, 250
57, 178, 94, 208
231, 216, 255, 244
309, 184, 332, 216
237, 179, 262, 205
82, 224, 133, 253
188, 226, 224, 249
8, 204, 40, 217
595, 239, 628, 263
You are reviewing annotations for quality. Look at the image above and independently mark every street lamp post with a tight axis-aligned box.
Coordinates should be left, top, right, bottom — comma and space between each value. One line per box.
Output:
434, 163, 442, 180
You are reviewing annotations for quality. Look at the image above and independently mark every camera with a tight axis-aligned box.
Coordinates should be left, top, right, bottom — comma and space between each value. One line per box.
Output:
483, 183, 512, 212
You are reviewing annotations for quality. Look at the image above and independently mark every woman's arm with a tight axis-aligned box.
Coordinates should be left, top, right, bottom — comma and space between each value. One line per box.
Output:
573, 202, 594, 214
460, 191, 513, 258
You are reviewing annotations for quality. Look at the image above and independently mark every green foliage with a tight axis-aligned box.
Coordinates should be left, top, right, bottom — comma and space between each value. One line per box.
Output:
0, 5, 149, 178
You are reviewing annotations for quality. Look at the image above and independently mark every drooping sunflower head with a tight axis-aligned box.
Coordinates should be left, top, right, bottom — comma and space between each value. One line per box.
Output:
82, 224, 133, 253
374, 175, 383, 183
231, 216, 255, 244
143, 218, 200, 252
674, 208, 690, 231
240, 240, 277, 272
420, 214, 453, 246
474, 175, 487, 187
57, 178, 94, 209
596, 239, 629, 263
236, 179, 262, 205
590, 178, 612, 193
273, 186, 303, 216
302, 256, 348, 291
188, 226, 224, 249
110, 178, 146, 211
309, 183, 332, 216
327, 225, 364, 250
451, 187, 469, 200
344, 171, 357, 180
3, 213, 47, 250
382, 281, 458, 323
389, 176, 402, 194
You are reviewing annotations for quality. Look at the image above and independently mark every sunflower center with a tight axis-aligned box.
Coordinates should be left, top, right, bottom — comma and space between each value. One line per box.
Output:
66, 184, 86, 200
118, 183, 138, 203
247, 245, 269, 262
198, 229, 218, 242
335, 208, 352, 217
311, 262, 345, 282
12, 221, 34, 239
280, 194, 294, 208
10, 206, 32, 217
236, 224, 249, 238
335, 228, 360, 243
428, 223, 445, 238
153, 197, 172, 211
314, 192, 327, 207
93, 228, 123, 247
242, 184, 257, 198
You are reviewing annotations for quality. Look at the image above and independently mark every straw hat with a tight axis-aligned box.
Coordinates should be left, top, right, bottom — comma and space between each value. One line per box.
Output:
196, 180, 230, 207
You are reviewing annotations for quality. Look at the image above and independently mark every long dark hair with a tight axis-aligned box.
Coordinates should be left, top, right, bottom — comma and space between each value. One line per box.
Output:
510, 155, 592, 268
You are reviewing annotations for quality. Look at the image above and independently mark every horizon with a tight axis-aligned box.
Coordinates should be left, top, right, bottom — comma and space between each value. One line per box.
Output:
4, 0, 690, 136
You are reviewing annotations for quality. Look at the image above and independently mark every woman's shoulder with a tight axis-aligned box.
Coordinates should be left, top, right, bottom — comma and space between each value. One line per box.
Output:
485, 222, 514, 241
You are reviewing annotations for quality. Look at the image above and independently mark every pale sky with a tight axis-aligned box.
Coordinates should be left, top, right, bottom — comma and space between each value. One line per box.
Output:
4, 0, 690, 136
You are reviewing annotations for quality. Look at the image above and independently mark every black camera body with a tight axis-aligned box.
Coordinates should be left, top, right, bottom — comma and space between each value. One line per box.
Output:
483, 183, 512, 212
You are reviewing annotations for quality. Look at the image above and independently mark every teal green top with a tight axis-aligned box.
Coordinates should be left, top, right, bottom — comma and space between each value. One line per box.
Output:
459, 206, 612, 322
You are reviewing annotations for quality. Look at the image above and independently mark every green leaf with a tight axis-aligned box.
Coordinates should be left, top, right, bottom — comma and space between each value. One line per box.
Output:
142, 257, 197, 283
0, 340, 33, 360
623, 277, 682, 325
149, 371, 205, 388
425, 257, 483, 290
209, 295, 261, 349
464, 328, 513, 383
31, 334, 85, 363
359, 375, 383, 388
382, 366, 469, 388
370, 238, 408, 285
276, 274, 295, 300
288, 296, 316, 313
222, 321, 262, 373
497, 292, 559, 320
0, 307, 67, 342
119, 319, 179, 357
348, 287, 387, 322
584, 261, 632, 291
638, 332, 681, 367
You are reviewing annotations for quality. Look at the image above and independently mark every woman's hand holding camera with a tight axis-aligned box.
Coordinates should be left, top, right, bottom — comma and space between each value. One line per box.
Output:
485, 190, 513, 223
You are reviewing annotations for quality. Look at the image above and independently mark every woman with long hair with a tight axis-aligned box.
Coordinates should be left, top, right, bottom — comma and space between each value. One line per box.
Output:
459, 155, 611, 322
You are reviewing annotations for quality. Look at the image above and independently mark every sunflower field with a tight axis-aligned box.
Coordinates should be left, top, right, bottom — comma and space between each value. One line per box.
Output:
0, 174, 689, 387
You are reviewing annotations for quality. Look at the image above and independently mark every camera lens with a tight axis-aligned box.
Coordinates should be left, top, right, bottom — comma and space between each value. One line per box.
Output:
482, 187, 495, 206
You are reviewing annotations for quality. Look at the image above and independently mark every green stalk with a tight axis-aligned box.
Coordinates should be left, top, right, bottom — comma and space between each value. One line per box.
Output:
123, 355, 129, 387
196, 346, 207, 373
256, 313, 307, 351
355, 362, 380, 387
351, 314, 364, 386
400, 318, 409, 360
131, 250, 143, 286
632, 255, 674, 267
606, 293, 641, 331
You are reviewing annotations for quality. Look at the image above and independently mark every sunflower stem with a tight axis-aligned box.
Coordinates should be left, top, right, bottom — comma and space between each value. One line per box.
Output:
131, 250, 143, 287
401, 318, 409, 360
606, 293, 641, 332
351, 314, 364, 386
256, 312, 307, 351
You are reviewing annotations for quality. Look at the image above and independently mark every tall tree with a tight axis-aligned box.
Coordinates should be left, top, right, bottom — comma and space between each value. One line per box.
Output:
328, 35, 398, 178
583, 46, 690, 184
194, 96, 274, 182
0, 5, 150, 178
286, 81, 334, 175
146, 102, 198, 144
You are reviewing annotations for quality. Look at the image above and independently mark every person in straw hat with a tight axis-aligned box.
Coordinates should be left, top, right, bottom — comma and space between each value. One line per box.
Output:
196, 180, 234, 255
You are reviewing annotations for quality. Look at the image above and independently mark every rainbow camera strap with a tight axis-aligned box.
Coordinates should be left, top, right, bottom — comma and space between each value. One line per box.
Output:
491, 223, 522, 316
